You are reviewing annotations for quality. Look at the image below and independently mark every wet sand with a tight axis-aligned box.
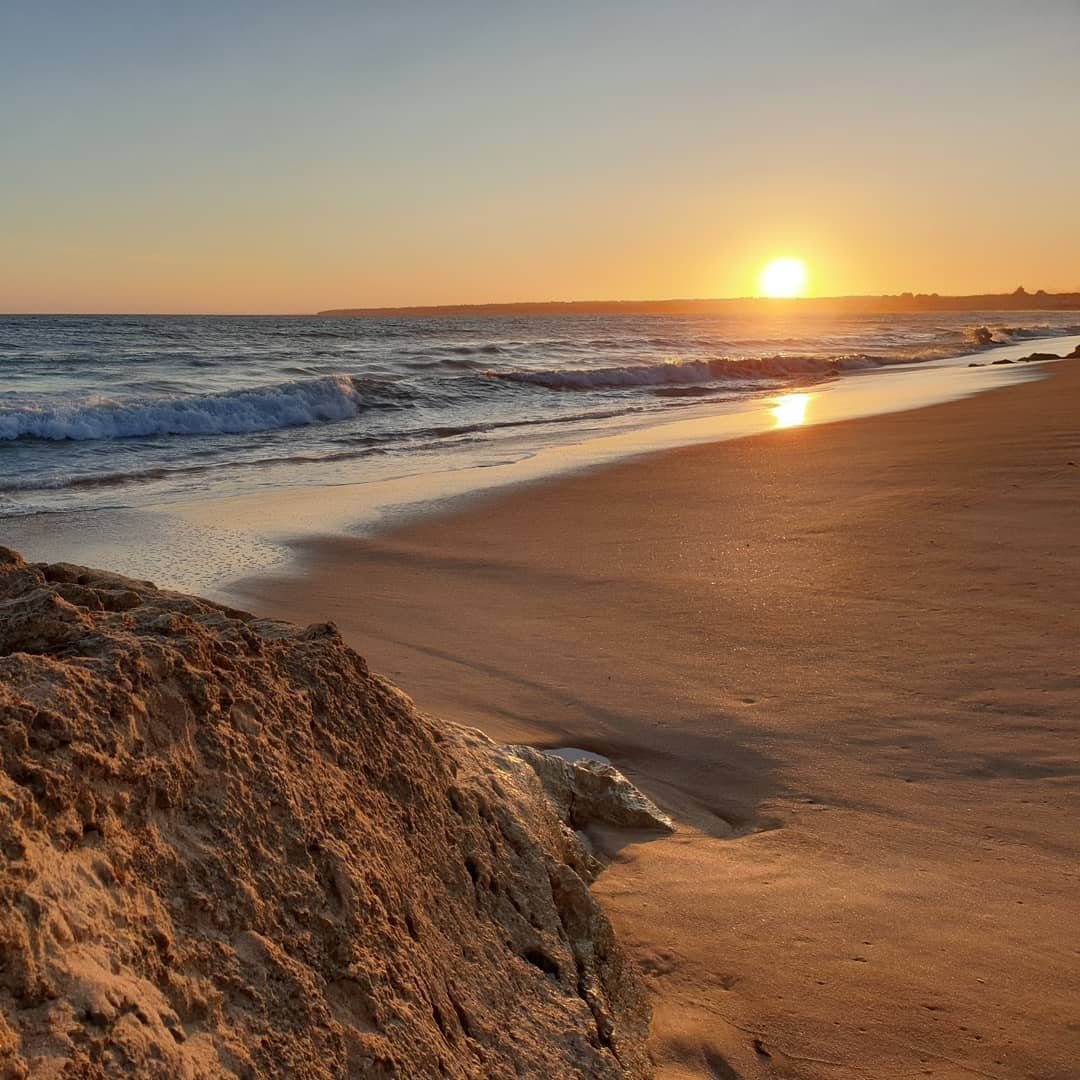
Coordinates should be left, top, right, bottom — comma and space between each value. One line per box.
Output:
226, 359, 1080, 1079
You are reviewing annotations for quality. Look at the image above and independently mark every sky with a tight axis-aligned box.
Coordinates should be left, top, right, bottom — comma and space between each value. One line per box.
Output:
3, 1, 1078, 313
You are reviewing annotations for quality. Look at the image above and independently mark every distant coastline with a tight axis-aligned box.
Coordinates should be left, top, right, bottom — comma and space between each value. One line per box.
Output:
319, 289, 1080, 318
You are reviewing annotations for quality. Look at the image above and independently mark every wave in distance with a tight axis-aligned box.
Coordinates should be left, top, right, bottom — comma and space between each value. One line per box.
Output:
488, 352, 890, 390
488, 325, 1080, 391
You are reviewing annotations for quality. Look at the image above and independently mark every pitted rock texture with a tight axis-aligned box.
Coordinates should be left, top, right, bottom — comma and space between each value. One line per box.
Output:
0, 549, 651, 1079
503, 747, 676, 835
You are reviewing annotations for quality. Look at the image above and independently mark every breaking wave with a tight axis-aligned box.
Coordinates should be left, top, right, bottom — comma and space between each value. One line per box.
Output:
5, 313, 1080, 514
0, 375, 408, 442
488, 353, 864, 391
487, 325, 1080, 392
968, 323, 1080, 346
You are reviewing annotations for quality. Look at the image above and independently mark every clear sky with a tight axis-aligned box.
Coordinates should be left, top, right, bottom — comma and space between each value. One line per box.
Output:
3, 1, 1078, 313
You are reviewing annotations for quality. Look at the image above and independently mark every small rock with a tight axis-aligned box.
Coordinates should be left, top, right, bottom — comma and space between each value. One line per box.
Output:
503, 745, 676, 834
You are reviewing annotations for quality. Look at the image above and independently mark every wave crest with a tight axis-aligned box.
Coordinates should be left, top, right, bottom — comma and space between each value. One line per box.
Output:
488, 354, 858, 391
968, 323, 1080, 347
0, 375, 397, 442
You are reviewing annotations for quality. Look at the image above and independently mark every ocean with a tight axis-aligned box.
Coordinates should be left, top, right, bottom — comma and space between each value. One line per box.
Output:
3, 310, 1080, 521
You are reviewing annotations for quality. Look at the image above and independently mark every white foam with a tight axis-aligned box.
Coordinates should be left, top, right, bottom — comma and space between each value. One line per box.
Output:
0, 375, 364, 441
493, 354, 863, 390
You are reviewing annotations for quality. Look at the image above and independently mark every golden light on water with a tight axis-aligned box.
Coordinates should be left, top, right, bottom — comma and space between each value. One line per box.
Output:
759, 257, 808, 298
771, 393, 810, 428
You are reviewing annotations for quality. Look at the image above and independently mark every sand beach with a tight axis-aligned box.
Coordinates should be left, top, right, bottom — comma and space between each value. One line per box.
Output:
7, 5, 1080, 1075
219, 357, 1080, 1079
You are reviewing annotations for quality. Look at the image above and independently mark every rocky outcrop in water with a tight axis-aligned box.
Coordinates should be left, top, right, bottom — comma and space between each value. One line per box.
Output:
0, 549, 652, 1078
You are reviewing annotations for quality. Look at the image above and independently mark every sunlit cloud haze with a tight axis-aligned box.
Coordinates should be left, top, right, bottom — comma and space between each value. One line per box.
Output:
3, 1, 1078, 313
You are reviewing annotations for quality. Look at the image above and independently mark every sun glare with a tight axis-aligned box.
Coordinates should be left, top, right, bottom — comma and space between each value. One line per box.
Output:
759, 258, 808, 299
771, 393, 810, 428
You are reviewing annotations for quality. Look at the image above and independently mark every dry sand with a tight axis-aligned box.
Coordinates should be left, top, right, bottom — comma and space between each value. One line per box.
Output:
228, 359, 1080, 1079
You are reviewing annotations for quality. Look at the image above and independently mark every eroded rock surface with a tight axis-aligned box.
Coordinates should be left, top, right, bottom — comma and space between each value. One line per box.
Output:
0, 549, 651, 1078
503, 746, 676, 835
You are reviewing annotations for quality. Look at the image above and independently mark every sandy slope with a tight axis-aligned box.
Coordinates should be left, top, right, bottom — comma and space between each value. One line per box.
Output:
0, 551, 653, 1078
228, 358, 1080, 1079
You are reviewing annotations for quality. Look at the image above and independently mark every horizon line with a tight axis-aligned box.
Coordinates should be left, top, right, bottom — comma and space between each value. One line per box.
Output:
4, 287, 1080, 318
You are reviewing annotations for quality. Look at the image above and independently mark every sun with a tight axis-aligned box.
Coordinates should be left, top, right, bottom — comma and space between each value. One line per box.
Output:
759, 257, 808, 299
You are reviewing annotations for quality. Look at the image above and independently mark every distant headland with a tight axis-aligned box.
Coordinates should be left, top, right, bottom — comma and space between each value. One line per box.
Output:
319, 288, 1080, 318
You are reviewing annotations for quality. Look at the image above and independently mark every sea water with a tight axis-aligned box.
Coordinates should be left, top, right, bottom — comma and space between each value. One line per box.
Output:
2, 310, 1079, 521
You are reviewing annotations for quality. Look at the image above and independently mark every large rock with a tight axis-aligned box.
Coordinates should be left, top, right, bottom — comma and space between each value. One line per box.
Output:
0, 549, 652, 1078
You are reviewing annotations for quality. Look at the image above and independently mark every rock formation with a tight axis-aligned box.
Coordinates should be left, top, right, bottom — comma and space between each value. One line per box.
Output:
502, 746, 675, 835
0, 549, 655, 1078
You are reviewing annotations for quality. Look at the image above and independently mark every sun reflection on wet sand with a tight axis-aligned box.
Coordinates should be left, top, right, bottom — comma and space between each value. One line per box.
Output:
771, 393, 810, 428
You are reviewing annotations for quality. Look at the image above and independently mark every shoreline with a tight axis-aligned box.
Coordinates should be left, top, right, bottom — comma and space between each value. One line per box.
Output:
220, 357, 1080, 1078
3, 333, 1078, 600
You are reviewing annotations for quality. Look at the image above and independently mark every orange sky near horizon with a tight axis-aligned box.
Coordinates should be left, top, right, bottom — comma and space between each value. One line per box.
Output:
3, 3, 1078, 314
